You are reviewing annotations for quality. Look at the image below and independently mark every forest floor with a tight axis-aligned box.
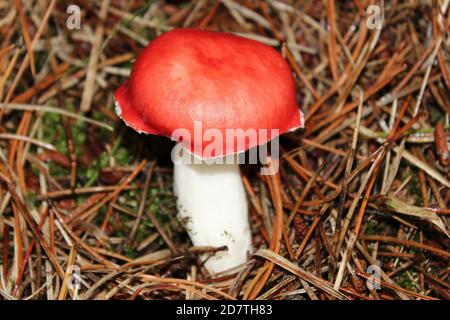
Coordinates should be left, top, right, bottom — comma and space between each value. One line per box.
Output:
0, 0, 449, 300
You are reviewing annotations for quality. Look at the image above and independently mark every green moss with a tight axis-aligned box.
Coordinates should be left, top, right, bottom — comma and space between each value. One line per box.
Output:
24, 191, 39, 209
83, 152, 109, 186
41, 112, 69, 178
43, 112, 66, 152
395, 271, 419, 292
82, 137, 131, 187
135, 220, 154, 242
76, 195, 87, 206
41, 109, 93, 178
148, 189, 175, 224
115, 147, 132, 165
365, 220, 379, 235
123, 244, 136, 258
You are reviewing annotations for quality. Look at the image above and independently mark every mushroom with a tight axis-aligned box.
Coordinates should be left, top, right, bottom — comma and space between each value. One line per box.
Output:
114, 29, 303, 273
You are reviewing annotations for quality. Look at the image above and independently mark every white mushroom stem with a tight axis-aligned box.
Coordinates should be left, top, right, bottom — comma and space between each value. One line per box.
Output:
173, 145, 252, 273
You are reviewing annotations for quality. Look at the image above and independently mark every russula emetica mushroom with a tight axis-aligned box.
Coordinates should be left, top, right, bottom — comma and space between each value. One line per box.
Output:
114, 28, 303, 273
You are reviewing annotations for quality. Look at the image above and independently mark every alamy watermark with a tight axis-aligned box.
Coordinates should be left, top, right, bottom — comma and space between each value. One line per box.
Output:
68, 264, 81, 291
366, 4, 383, 30
66, 5, 81, 30
170, 121, 280, 175
366, 264, 382, 290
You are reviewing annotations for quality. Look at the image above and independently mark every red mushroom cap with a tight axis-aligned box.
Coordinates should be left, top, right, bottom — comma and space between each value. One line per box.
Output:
115, 28, 303, 158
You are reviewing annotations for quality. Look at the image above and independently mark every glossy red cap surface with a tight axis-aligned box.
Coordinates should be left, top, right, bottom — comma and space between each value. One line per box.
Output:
115, 28, 303, 158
